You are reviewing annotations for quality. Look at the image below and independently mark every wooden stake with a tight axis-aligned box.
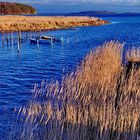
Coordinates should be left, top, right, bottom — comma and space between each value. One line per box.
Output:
37, 39, 39, 47
76, 36, 78, 43
17, 39, 20, 52
6, 34, 9, 45
61, 36, 64, 46
2, 33, 4, 47
67, 36, 70, 44
51, 38, 53, 45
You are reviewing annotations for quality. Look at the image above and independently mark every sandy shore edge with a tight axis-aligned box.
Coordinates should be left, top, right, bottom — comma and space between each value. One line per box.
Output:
0, 16, 110, 32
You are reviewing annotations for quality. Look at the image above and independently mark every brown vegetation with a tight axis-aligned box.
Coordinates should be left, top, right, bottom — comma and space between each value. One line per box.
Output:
13, 41, 140, 140
0, 16, 109, 32
127, 48, 140, 62
0, 2, 36, 15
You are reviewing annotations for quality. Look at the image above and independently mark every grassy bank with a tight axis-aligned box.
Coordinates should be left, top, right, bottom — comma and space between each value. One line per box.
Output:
0, 16, 109, 32
13, 41, 140, 140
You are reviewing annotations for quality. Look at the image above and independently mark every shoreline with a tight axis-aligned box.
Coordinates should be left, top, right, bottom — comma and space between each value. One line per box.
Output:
0, 16, 110, 33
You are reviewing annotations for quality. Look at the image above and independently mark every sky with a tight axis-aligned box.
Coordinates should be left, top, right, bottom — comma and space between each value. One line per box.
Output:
2, 0, 140, 13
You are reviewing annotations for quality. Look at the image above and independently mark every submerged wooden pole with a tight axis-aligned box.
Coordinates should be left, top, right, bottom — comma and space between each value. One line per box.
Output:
39, 31, 41, 38
17, 32, 21, 52
19, 31, 22, 40
29, 33, 31, 39
67, 36, 70, 44
6, 34, 9, 45
61, 36, 64, 46
37, 39, 39, 47
17, 38, 20, 52
10, 32, 14, 46
23, 33, 28, 41
76, 36, 78, 43
2, 33, 4, 47
51, 38, 53, 45
13, 35, 16, 45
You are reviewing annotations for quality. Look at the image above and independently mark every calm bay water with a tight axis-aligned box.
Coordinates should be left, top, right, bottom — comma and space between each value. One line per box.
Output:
0, 14, 140, 139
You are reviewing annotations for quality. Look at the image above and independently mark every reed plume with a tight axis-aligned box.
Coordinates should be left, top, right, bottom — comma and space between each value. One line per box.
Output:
12, 41, 140, 140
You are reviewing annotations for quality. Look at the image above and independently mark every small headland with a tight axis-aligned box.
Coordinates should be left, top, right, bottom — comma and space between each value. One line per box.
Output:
0, 16, 110, 32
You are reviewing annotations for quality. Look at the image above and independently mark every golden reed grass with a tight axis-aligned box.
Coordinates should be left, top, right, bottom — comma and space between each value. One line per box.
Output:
0, 16, 109, 32
12, 41, 140, 140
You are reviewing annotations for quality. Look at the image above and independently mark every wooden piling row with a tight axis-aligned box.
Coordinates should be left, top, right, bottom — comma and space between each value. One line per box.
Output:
1, 32, 30, 46
1, 31, 79, 48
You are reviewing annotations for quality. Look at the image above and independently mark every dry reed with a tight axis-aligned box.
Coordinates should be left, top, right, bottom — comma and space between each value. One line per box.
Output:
0, 16, 109, 32
12, 41, 140, 140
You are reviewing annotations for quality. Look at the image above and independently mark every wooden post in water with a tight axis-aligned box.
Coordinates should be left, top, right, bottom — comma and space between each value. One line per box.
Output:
11, 33, 14, 47
67, 36, 70, 45
30, 33, 32, 39
18, 31, 22, 45
25, 34, 28, 40
9, 33, 12, 45
6, 34, 9, 46
17, 31, 19, 40
39, 31, 41, 39
36, 33, 40, 40
76, 36, 78, 43
51, 38, 53, 46
17, 32, 21, 52
61, 36, 64, 46
19, 31, 22, 40
10, 32, 13, 46
17, 37, 20, 53
37, 39, 39, 47
2, 33, 4, 47
13, 35, 16, 45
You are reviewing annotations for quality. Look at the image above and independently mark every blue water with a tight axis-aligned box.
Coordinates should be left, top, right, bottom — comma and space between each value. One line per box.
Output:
0, 14, 140, 139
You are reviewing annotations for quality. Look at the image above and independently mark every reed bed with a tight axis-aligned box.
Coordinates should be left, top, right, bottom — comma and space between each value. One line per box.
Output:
0, 16, 109, 32
12, 41, 140, 140
127, 48, 140, 62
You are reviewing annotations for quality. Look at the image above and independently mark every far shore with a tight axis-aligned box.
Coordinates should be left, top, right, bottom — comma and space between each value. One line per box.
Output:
0, 16, 109, 32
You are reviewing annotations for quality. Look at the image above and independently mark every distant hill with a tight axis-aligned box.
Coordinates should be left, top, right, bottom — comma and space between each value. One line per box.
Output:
73, 11, 140, 15
0, 2, 36, 15
79, 11, 117, 14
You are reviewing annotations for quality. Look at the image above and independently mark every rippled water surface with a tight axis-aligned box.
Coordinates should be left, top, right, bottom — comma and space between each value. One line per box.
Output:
0, 15, 140, 139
